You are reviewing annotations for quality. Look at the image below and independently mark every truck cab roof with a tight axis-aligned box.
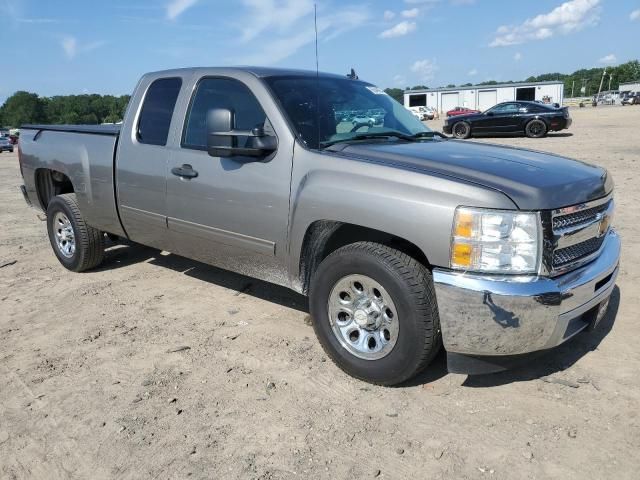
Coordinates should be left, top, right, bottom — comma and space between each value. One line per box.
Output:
143, 66, 352, 81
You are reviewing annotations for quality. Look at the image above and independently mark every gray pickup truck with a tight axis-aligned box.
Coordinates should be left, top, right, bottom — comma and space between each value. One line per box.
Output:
18, 67, 620, 385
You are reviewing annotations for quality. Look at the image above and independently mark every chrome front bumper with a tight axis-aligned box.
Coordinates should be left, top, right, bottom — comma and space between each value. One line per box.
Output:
433, 229, 620, 356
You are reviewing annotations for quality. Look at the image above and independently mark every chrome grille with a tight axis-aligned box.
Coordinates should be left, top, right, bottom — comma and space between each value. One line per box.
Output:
553, 235, 606, 267
552, 203, 608, 231
547, 195, 613, 274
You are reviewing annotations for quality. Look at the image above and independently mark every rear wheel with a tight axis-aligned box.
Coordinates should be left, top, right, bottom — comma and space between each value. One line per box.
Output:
46, 193, 105, 272
452, 121, 471, 139
309, 242, 441, 386
525, 119, 547, 138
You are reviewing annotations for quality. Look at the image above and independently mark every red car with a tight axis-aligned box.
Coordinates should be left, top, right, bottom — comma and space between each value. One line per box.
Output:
446, 106, 481, 117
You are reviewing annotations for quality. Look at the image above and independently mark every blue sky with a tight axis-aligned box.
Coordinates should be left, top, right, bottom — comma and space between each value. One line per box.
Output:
1, 0, 638, 103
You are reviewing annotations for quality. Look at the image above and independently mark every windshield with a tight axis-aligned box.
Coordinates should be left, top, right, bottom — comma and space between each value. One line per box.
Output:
264, 76, 431, 149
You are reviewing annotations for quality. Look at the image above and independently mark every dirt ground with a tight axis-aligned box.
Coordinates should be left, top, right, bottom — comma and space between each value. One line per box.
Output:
1, 106, 639, 480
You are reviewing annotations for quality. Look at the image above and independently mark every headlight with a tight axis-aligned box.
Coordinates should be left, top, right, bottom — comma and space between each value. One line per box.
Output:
450, 207, 541, 274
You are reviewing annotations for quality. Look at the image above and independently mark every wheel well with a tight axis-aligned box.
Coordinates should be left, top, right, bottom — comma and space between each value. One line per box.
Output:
299, 221, 430, 294
35, 169, 74, 210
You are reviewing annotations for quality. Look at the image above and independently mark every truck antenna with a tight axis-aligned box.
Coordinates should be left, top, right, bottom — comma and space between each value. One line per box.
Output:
314, 3, 320, 148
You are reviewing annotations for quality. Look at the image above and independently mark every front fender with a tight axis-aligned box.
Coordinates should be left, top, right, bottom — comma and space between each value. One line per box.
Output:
287, 150, 517, 288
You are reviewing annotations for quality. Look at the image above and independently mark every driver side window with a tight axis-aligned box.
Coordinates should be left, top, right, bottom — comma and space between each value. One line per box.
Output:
491, 103, 519, 114
182, 78, 267, 150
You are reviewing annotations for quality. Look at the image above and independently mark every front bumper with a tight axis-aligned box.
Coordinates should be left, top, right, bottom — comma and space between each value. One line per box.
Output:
442, 124, 452, 134
433, 229, 620, 357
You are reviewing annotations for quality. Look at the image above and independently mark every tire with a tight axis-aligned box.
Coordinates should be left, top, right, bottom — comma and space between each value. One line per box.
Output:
451, 121, 471, 139
46, 193, 105, 272
309, 242, 441, 386
525, 119, 547, 138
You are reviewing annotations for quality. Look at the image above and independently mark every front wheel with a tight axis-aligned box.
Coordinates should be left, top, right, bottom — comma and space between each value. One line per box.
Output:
46, 193, 105, 272
309, 242, 441, 386
452, 121, 471, 139
525, 119, 547, 138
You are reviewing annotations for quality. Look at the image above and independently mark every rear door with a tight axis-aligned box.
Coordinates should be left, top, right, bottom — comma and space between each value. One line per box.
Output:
116, 75, 185, 250
164, 74, 294, 283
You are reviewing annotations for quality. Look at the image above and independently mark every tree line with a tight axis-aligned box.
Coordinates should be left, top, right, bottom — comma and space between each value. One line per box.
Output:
384, 59, 640, 103
3, 60, 639, 126
0, 91, 130, 128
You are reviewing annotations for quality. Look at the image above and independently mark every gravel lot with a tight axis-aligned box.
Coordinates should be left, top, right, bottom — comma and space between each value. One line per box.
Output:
1, 106, 639, 480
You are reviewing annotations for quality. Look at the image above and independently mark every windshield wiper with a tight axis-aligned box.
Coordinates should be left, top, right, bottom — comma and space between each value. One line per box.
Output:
320, 130, 441, 149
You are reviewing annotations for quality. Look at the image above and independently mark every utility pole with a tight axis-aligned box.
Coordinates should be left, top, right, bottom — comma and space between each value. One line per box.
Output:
571, 80, 575, 98
608, 73, 613, 92
597, 67, 607, 98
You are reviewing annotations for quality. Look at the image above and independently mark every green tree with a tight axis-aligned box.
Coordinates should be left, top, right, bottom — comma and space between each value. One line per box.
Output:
0, 91, 47, 127
383, 88, 404, 103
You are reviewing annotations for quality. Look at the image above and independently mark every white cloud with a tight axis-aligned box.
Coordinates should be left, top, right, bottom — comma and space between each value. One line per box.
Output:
393, 74, 406, 86
239, 0, 315, 42
166, 0, 199, 20
468, 68, 477, 76
61, 36, 77, 59
383, 10, 395, 20
411, 58, 438, 81
60, 35, 106, 60
236, 4, 370, 65
514, 52, 522, 61
631, 9, 640, 21
599, 54, 616, 64
379, 20, 416, 38
401, 8, 420, 18
489, 0, 600, 47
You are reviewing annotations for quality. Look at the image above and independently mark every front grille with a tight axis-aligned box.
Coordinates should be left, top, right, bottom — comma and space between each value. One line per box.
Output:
552, 202, 608, 230
553, 235, 606, 267
546, 196, 613, 274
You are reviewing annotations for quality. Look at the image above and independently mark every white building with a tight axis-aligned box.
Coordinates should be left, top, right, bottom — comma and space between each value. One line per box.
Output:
619, 80, 640, 93
404, 81, 565, 114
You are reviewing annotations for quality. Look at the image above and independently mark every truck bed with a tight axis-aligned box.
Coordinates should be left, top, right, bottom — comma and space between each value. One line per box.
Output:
19, 124, 126, 237
22, 124, 121, 136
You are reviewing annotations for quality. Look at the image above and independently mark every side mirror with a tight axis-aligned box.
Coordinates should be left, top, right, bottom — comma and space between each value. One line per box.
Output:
485, 111, 494, 116
206, 108, 277, 159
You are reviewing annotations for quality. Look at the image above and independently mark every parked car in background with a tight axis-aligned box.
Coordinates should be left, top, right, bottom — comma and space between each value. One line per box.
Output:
424, 106, 438, 120
408, 106, 436, 121
407, 106, 427, 120
446, 106, 480, 117
18, 67, 618, 385
351, 114, 375, 128
443, 101, 572, 139
621, 93, 639, 106
0, 137, 14, 153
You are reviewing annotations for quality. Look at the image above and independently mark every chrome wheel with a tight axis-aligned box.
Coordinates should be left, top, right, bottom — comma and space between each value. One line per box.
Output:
53, 211, 76, 258
327, 274, 399, 360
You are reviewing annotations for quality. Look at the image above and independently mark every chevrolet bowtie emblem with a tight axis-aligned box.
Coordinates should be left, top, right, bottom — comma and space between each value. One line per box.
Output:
597, 213, 610, 238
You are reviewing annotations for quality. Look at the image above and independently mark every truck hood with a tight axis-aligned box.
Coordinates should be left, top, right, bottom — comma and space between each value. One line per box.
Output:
330, 139, 612, 210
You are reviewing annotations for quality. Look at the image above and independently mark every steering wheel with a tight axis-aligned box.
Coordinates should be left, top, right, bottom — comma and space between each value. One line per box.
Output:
350, 120, 374, 132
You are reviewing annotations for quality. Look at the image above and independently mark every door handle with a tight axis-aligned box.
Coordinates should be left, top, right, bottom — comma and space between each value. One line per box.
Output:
171, 164, 198, 179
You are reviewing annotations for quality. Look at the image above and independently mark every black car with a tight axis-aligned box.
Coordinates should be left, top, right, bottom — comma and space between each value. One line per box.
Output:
443, 101, 572, 139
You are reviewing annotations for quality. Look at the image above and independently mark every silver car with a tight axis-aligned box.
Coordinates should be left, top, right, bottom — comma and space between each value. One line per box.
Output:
0, 137, 14, 153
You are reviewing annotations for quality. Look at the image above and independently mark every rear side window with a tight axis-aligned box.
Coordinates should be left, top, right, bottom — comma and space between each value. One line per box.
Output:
182, 77, 267, 150
137, 77, 182, 146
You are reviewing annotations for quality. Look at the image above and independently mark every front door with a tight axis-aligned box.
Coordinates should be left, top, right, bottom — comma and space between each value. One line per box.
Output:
165, 76, 293, 285
475, 102, 521, 133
